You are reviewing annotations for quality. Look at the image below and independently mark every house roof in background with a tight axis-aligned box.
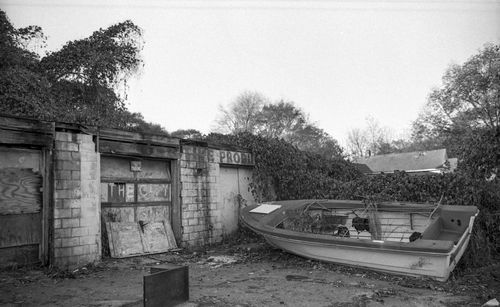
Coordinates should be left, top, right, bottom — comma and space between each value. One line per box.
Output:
354, 149, 448, 174
352, 163, 373, 174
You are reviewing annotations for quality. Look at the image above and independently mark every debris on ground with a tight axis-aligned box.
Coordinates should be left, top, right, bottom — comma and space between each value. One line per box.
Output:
205, 255, 239, 268
483, 298, 499, 307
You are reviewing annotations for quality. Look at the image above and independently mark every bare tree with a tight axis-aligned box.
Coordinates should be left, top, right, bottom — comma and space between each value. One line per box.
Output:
213, 91, 267, 134
346, 128, 368, 157
346, 117, 394, 157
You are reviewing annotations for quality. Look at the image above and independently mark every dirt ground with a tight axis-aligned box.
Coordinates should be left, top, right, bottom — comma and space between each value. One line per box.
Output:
1, 241, 499, 307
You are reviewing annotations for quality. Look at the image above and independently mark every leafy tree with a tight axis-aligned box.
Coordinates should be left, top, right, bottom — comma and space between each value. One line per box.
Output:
286, 124, 344, 159
0, 10, 55, 119
412, 43, 500, 176
170, 129, 204, 140
40, 20, 143, 127
412, 43, 500, 141
0, 9, 163, 133
255, 100, 306, 138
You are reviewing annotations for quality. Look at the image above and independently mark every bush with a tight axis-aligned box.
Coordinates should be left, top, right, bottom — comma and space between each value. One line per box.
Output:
332, 172, 500, 267
207, 132, 500, 268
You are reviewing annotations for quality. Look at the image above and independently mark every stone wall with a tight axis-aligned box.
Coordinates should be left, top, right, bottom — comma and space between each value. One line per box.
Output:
52, 132, 100, 267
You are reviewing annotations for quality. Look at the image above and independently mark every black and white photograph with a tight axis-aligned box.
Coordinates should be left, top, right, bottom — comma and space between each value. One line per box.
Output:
0, 0, 499, 306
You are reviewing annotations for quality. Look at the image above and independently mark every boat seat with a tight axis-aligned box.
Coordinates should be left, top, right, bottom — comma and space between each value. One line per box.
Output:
421, 217, 462, 244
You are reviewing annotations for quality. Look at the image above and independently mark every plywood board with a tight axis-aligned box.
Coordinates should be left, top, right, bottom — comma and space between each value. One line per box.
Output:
106, 220, 177, 258
0, 168, 42, 215
0, 148, 41, 171
136, 205, 169, 223
0, 244, 39, 267
138, 184, 171, 202
102, 207, 135, 223
106, 222, 144, 258
141, 221, 177, 253
0, 213, 41, 247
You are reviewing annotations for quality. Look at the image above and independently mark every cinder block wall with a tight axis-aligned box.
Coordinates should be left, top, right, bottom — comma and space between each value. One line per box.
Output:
180, 145, 223, 247
53, 132, 100, 267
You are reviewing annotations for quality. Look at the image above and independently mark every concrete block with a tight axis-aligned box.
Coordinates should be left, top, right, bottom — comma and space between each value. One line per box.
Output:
187, 218, 198, 226
56, 188, 81, 199
80, 153, 97, 162
76, 134, 93, 143
56, 160, 80, 170
71, 152, 81, 160
62, 237, 80, 247
62, 218, 80, 228
182, 146, 194, 154
56, 170, 71, 180
63, 199, 81, 209
71, 208, 81, 218
54, 228, 71, 239
54, 247, 72, 258
72, 246, 85, 256
56, 180, 80, 190
79, 217, 95, 228
56, 151, 72, 160
54, 218, 62, 229
54, 208, 71, 219
55, 199, 65, 209
184, 226, 194, 234
55, 132, 74, 142
79, 142, 96, 152
81, 172, 97, 180
55, 141, 78, 152
193, 211, 205, 218
71, 170, 81, 180
194, 225, 205, 232
72, 227, 89, 237
79, 236, 95, 245
183, 211, 194, 219
53, 238, 62, 248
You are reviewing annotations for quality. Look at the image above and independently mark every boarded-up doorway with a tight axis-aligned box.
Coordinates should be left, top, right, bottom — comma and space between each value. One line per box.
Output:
218, 167, 255, 236
100, 156, 177, 257
0, 147, 44, 266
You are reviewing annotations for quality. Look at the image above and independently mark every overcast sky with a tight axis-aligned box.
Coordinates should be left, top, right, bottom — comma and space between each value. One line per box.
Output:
2, 0, 499, 144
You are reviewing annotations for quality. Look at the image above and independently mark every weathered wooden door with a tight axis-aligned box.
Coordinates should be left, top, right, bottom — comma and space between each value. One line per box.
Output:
218, 167, 255, 235
0, 147, 44, 266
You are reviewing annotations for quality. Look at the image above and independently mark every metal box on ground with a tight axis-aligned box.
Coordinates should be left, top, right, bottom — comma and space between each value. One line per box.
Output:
143, 264, 189, 307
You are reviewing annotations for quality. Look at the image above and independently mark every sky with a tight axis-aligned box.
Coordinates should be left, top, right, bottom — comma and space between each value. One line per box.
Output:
2, 0, 500, 145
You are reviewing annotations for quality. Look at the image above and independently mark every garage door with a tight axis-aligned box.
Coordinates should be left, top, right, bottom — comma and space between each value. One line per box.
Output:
0, 147, 43, 266
100, 156, 176, 257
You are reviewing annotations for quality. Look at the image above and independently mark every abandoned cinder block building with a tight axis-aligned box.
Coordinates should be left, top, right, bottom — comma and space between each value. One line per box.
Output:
0, 115, 255, 268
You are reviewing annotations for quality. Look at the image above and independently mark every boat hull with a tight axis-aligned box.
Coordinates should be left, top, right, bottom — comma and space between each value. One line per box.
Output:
261, 231, 467, 281
240, 200, 478, 281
